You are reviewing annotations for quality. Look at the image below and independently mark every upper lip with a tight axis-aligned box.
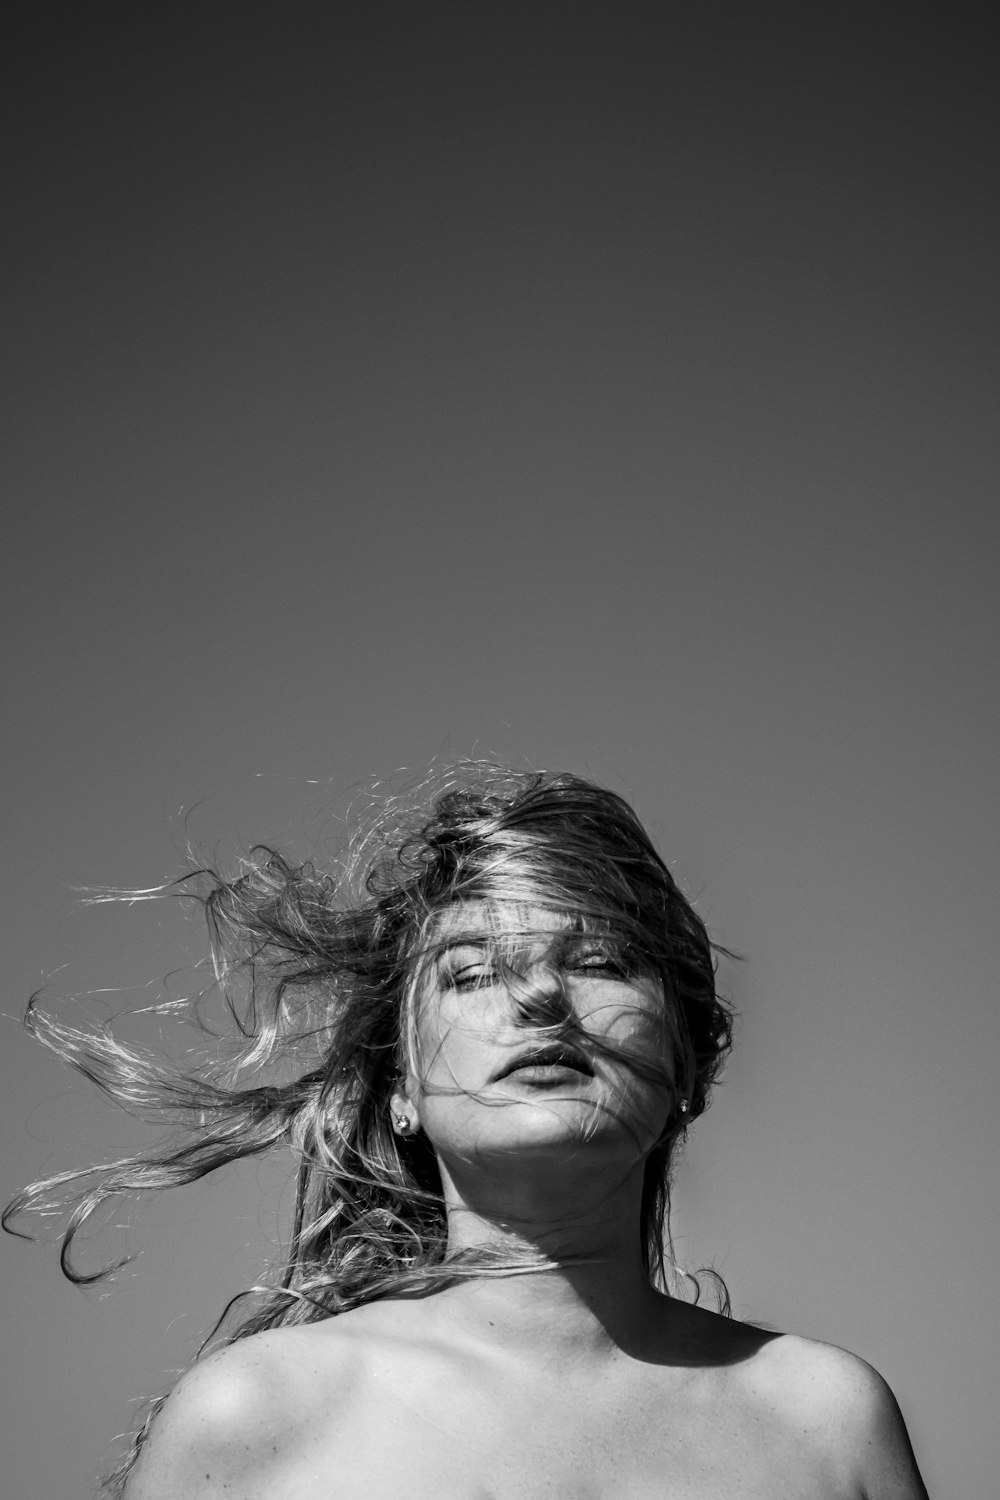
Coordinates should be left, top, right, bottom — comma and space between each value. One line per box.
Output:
493, 1043, 594, 1082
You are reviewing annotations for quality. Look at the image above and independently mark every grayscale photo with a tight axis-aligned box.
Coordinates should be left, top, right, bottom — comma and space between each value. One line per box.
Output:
4, 7, 997, 1497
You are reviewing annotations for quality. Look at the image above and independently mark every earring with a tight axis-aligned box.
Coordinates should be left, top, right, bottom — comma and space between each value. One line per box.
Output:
394, 1113, 412, 1134
677, 1098, 690, 1115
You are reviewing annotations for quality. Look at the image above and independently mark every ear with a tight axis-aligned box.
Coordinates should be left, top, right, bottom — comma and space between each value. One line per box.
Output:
389, 1080, 421, 1137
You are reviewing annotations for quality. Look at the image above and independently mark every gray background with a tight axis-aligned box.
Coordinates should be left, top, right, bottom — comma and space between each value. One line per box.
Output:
3, 6, 997, 1496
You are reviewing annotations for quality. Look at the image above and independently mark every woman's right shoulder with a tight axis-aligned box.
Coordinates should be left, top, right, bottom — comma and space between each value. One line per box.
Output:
123, 1323, 361, 1499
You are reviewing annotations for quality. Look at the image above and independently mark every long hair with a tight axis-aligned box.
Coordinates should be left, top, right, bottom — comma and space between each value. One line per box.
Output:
4, 762, 734, 1491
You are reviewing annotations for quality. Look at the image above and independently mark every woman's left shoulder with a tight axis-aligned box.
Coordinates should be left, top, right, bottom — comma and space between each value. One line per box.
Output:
747, 1330, 900, 1414
742, 1332, 929, 1498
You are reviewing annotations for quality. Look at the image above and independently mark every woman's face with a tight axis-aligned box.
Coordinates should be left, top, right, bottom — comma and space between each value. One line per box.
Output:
395, 901, 680, 1171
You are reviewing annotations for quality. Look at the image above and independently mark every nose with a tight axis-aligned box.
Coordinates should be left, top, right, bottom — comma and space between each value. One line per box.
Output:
509, 961, 574, 1028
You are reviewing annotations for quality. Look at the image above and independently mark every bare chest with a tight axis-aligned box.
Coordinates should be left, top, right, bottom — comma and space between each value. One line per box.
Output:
270, 1362, 852, 1500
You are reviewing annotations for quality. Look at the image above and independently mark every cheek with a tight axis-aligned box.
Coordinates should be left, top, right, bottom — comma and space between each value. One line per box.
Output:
411, 999, 498, 1088
578, 991, 677, 1109
579, 987, 669, 1048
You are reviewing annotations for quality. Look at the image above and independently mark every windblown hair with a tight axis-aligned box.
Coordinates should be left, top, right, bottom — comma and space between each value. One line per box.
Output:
4, 763, 734, 1492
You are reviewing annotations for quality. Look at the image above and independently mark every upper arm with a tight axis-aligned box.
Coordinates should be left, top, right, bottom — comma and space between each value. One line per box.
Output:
845, 1359, 929, 1500
123, 1343, 298, 1499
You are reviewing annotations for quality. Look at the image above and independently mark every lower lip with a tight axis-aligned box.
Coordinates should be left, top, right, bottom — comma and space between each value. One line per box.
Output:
499, 1064, 592, 1086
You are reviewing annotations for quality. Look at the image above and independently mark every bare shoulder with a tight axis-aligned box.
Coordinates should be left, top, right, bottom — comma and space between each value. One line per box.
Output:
123, 1322, 360, 1499
742, 1332, 929, 1499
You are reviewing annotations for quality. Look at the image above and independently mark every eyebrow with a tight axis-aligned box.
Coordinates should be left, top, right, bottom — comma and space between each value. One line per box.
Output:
434, 931, 614, 964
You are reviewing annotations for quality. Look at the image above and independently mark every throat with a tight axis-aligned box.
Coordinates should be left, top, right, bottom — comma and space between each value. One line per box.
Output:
426, 1250, 665, 1366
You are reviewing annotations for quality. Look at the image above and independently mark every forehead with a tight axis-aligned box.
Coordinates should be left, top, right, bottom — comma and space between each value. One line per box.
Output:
426, 899, 595, 950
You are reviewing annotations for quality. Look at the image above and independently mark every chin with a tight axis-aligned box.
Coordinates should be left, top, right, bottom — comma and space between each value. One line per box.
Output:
442, 1099, 637, 1162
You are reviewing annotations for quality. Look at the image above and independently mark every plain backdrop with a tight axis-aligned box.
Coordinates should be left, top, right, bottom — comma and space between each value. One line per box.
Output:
2, 6, 997, 1497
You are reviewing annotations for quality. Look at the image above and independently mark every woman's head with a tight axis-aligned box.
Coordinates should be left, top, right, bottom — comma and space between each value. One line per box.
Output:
393, 898, 680, 1202
361, 768, 730, 1123
291, 766, 734, 1287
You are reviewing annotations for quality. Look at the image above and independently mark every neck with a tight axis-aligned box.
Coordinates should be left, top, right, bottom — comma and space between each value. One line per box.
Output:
431, 1155, 666, 1359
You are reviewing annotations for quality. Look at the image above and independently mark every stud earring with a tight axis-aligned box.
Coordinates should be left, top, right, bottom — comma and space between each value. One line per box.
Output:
394, 1113, 412, 1134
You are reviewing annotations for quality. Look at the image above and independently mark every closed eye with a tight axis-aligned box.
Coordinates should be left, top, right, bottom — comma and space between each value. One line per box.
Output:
443, 964, 501, 992
563, 940, 640, 979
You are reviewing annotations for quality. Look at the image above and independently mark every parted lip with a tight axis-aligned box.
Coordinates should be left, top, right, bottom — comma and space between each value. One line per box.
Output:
492, 1042, 594, 1082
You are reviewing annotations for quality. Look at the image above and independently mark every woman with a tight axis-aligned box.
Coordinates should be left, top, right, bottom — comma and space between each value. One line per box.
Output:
6, 765, 928, 1497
